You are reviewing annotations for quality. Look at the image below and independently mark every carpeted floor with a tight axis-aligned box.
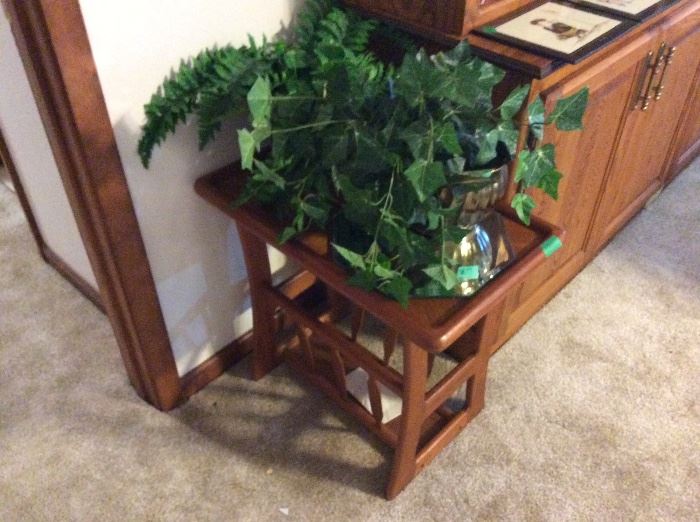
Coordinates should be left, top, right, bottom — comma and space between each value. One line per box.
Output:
1, 159, 698, 521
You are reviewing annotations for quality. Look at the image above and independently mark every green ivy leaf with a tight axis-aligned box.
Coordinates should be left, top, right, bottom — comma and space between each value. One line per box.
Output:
539, 168, 563, 200
332, 244, 366, 271
238, 129, 256, 170
423, 264, 459, 291
347, 270, 377, 291
404, 160, 447, 202
435, 122, 462, 156
247, 76, 272, 127
238, 125, 271, 170
475, 128, 499, 165
499, 84, 530, 120
515, 144, 556, 188
300, 197, 329, 223
373, 264, 398, 279
399, 120, 430, 161
252, 159, 285, 189
495, 121, 519, 157
278, 226, 298, 244
528, 97, 545, 139
511, 193, 536, 225
382, 276, 413, 308
546, 87, 589, 131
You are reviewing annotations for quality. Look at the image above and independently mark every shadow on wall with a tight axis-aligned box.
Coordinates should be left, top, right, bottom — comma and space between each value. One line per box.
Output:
113, 110, 286, 375
104, 0, 315, 376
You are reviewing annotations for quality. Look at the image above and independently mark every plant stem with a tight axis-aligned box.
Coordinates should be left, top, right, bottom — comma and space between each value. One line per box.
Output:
271, 95, 322, 102
367, 170, 396, 268
271, 120, 352, 135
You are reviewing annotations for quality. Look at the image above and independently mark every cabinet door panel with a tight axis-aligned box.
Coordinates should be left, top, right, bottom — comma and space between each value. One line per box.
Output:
510, 33, 653, 310
661, 4, 700, 180
591, 2, 700, 249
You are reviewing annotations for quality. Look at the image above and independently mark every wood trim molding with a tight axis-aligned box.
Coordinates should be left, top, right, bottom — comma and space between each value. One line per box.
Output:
180, 335, 254, 399
2, 0, 182, 411
42, 245, 105, 313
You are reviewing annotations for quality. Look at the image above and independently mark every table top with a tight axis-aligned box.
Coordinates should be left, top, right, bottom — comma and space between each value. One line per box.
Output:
196, 165, 562, 352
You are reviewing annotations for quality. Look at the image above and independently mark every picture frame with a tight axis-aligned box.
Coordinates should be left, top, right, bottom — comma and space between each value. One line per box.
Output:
475, 1, 636, 64
567, 0, 676, 21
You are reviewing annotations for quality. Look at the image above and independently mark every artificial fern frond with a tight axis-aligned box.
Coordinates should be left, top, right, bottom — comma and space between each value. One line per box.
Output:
195, 42, 285, 148
295, 0, 334, 51
139, 0, 383, 168
138, 46, 237, 168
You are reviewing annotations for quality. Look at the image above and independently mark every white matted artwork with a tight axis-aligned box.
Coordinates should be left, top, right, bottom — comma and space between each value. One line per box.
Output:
475, 0, 635, 63
569, 0, 672, 20
495, 2, 620, 55
580, 0, 660, 12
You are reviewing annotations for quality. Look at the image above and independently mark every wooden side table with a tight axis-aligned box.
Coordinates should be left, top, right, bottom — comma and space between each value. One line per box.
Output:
195, 165, 563, 499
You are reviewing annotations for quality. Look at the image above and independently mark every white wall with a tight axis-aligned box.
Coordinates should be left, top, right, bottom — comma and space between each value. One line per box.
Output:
0, 10, 97, 290
79, 1, 304, 375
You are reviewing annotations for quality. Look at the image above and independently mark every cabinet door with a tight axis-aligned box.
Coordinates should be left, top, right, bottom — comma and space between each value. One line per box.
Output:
663, 6, 700, 181
499, 32, 655, 342
590, 1, 700, 250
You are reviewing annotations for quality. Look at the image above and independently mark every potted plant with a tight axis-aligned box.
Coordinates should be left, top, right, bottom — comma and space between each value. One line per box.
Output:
138, 0, 587, 306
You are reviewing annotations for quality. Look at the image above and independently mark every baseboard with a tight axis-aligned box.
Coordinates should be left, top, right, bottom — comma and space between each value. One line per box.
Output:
41, 245, 105, 313
179, 332, 255, 399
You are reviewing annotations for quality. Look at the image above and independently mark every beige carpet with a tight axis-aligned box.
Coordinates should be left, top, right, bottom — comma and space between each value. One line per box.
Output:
1, 159, 698, 521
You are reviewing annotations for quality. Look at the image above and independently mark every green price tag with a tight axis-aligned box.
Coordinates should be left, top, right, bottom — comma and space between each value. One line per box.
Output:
541, 236, 563, 258
482, 26, 498, 34
457, 265, 480, 281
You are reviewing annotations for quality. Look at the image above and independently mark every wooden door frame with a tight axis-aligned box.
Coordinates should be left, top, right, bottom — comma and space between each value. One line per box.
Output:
2, 0, 184, 410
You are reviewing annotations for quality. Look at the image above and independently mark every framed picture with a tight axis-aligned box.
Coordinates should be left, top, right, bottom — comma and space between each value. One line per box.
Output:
568, 0, 676, 21
475, 1, 635, 64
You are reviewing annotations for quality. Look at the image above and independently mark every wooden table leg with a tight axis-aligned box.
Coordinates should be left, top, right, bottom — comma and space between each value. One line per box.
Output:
469, 298, 506, 413
386, 340, 428, 500
237, 226, 279, 381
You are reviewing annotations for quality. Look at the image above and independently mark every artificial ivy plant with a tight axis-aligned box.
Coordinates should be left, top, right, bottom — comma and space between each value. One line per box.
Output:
139, 0, 588, 305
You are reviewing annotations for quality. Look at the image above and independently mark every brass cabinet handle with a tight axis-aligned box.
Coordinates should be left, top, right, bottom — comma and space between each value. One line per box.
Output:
640, 43, 667, 111
635, 51, 655, 111
653, 44, 677, 101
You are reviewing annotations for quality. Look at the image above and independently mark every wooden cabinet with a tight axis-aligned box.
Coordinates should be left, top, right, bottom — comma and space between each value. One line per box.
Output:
345, 0, 535, 40
499, 33, 657, 341
666, 66, 700, 181
499, 0, 700, 345
589, 1, 700, 251
663, 8, 700, 181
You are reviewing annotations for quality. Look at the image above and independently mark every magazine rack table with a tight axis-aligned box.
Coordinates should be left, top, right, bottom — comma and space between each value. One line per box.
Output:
195, 165, 564, 499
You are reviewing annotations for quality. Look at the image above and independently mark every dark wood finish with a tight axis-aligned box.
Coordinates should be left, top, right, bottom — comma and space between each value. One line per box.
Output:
346, 0, 538, 40
196, 166, 561, 498
466, 33, 557, 78
179, 334, 255, 399
2, 0, 181, 410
